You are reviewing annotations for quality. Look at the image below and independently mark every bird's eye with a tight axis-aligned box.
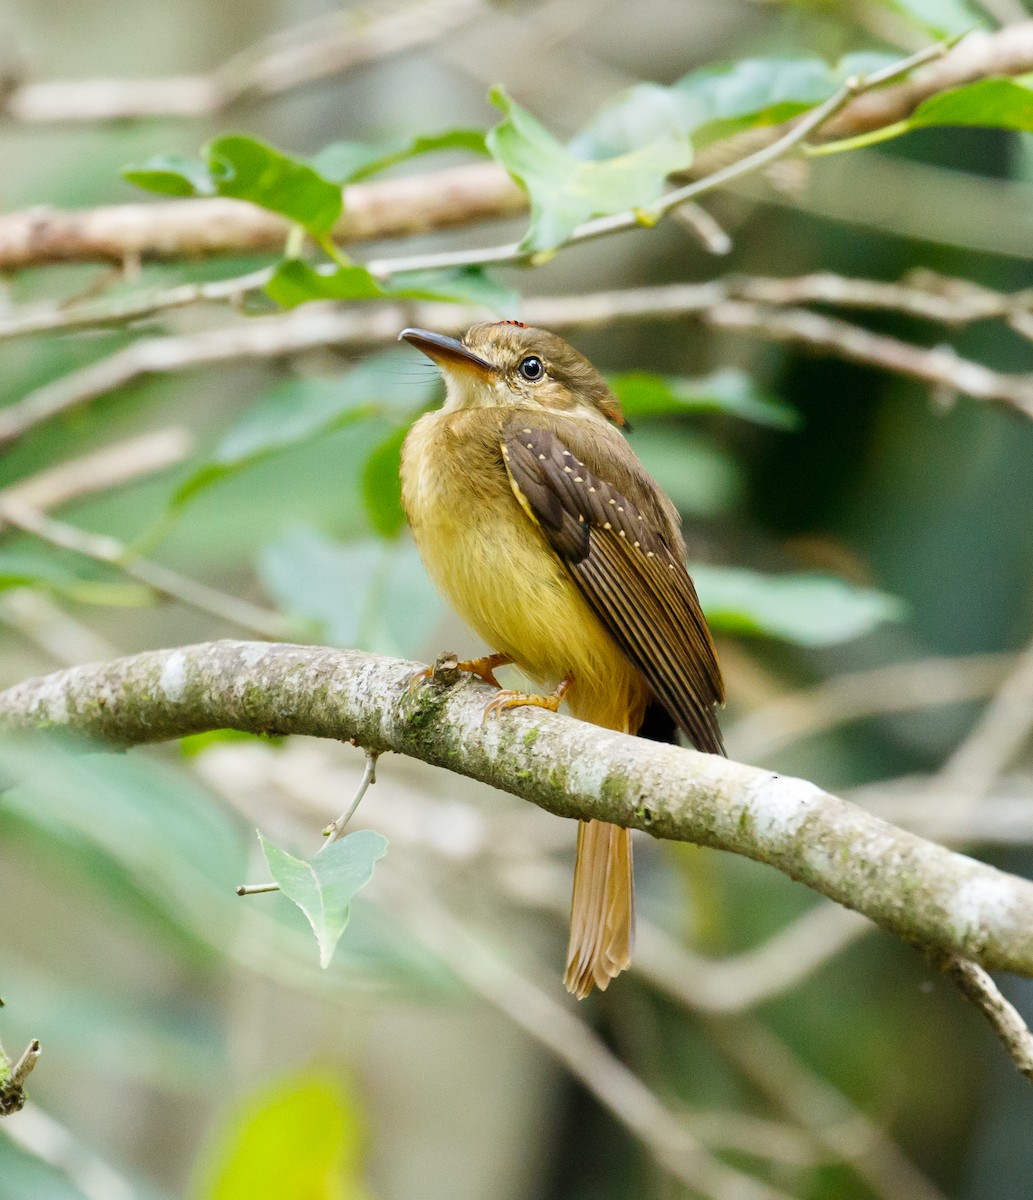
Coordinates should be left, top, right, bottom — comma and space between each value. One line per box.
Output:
518, 356, 545, 382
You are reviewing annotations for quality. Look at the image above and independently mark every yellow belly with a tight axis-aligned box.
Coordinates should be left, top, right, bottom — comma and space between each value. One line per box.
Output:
401, 410, 650, 732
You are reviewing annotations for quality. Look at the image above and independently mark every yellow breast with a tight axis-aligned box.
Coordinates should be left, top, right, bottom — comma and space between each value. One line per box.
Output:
400, 408, 650, 732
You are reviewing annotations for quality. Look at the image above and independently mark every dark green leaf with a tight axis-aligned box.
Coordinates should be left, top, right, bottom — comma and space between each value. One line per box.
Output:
259, 831, 387, 968
611, 369, 799, 428
692, 565, 905, 646
173, 353, 437, 506
122, 153, 215, 196
487, 87, 693, 253
311, 128, 489, 184
198, 1073, 364, 1200
362, 426, 408, 538
265, 259, 518, 311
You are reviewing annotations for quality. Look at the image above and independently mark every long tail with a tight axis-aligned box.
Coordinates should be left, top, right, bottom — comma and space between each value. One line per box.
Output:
563, 702, 682, 999
563, 819, 634, 999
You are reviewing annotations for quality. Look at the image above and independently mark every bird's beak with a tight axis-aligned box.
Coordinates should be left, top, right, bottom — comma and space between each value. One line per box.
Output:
399, 328, 497, 379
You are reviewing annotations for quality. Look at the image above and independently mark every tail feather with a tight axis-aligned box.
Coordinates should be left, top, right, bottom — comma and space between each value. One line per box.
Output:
563, 820, 634, 999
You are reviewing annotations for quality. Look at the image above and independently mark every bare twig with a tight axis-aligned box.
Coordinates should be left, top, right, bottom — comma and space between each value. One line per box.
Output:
727, 652, 1015, 761
927, 951, 1033, 1083
0, 502, 294, 640
0, 1103, 139, 1199
5, 276, 1033, 450
1, 0, 484, 123
705, 301, 1033, 419
0, 428, 192, 529
710, 1019, 947, 1200
0, 1038, 41, 1116
937, 634, 1033, 796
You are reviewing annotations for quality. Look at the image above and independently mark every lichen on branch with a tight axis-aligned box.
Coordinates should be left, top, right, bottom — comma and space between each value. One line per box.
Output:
0, 639, 1031, 978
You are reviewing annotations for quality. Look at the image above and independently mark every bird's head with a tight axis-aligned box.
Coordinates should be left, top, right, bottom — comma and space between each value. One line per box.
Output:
400, 321, 628, 428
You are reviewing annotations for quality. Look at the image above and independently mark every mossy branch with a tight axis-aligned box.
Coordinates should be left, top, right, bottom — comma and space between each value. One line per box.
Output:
0, 639, 1031, 979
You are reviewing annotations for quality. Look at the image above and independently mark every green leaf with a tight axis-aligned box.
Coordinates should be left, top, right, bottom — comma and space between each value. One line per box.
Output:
693, 565, 905, 646
265, 260, 517, 312
258, 527, 443, 655
571, 54, 898, 159
124, 134, 342, 237
362, 426, 408, 538
0, 548, 84, 591
197, 1072, 366, 1200
814, 75, 1033, 155
259, 831, 387, 969
877, 0, 985, 39
311, 128, 489, 184
173, 353, 438, 506
122, 153, 215, 196
611, 369, 799, 428
487, 87, 693, 253
909, 75, 1033, 132
0, 733, 248, 958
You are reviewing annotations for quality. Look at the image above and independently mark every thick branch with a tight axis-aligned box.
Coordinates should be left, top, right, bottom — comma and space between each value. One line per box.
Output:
2, 640, 1033, 978
2, 22, 1032, 269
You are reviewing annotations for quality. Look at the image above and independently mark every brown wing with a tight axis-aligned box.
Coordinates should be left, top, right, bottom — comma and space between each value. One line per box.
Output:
501, 423, 724, 755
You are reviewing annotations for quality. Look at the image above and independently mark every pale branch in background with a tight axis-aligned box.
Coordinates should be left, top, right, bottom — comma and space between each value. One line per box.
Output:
1, 22, 1030, 269
0, 162, 526, 272
203, 736, 939, 1199
0, 0, 483, 123
0, 428, 192, 531
3, 277, 1031, 451
392, 881, 795, 1200
0, 503, 295, 640
3, 640, 1033, 981
726, 651, 1015, 761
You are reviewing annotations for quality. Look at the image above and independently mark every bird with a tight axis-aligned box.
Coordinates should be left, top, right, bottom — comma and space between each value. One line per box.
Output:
399, 321, 724, 998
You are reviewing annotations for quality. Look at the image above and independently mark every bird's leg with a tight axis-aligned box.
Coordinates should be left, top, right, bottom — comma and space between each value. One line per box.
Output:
409, 651, 513, 693
483, 673, 573, 722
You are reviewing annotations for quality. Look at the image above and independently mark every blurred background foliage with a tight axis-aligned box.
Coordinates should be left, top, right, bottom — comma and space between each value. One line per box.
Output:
0, 0, 1032, 1197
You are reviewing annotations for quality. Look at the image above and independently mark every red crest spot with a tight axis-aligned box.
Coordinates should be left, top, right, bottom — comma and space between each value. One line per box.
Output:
491, 319, 528, 328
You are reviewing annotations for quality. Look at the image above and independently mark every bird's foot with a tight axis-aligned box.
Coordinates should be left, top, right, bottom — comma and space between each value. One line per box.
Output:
482, 675, 572, 723
409, 652, 513, 694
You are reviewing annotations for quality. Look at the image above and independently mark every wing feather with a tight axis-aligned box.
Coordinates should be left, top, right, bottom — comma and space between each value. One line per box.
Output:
502, 424, 724, 755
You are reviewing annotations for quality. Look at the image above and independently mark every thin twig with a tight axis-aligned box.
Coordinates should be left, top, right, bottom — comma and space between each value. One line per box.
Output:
323, 748, 379, 845
705, 301, 1033, 419
0, 502, 295, 640
0, 428, 192, 530
927, 951, 1033, 1083
727, 651, 1015, 761
709, 1019, 947, 1200
0, 1038, 41, 1116
5, 276, 1033, 451
390, 880, 794, 1200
